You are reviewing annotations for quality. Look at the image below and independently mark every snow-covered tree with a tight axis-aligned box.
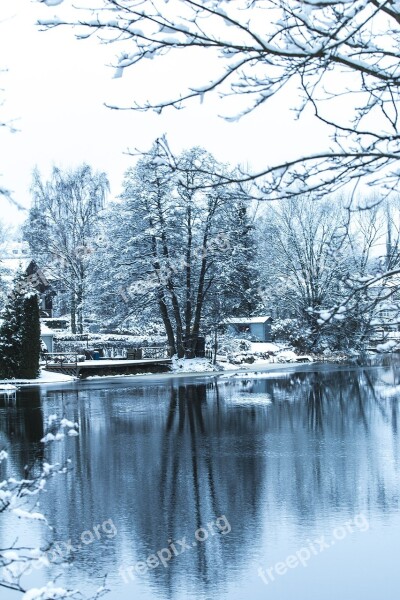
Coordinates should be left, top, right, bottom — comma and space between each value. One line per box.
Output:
0, 272, 26, 378
25, 165, 109, 333
0, 220, 10, 310
258, 193, 400, 351
343, 197, 400, 342
36, 0, 400, 328
20, 290, 41, 379
220, 200, 261, 317
0, 272, 41, 379
37, 0, 400, 198
257, 196, 356, 350
91, 143, 256, 356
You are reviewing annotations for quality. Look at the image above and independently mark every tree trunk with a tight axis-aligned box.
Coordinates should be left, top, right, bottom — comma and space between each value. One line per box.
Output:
157, 291, 176, 356
213, 327, 218, 365
155, 194, 185, 358
70, 291, 77, 334
185, 204, 193, 344
77, 279, 84, 334
190, 238, 210, 357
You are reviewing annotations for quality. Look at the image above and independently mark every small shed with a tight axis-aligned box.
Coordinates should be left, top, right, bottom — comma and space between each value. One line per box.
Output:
221, 317, 273, 342
40, 322, 55, 353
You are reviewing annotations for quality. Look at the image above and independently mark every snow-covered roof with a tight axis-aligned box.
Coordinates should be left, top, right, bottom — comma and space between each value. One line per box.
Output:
1, 257, 32, 273
41, 323, 55, 336
222, 317, 272, 325
0, 241, 31, 260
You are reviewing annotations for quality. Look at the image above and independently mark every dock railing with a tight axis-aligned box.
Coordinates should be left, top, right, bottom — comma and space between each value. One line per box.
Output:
44, 352, 80, 368
127, 346, 172, 360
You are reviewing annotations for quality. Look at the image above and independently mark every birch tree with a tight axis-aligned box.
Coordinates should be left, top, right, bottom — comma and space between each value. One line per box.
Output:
25, 165, 109, 333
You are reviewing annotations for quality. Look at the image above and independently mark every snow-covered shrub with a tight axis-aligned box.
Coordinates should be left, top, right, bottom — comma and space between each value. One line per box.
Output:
217, 335, 252, 356
271, 319, 312, 353
0, 274, 41, 379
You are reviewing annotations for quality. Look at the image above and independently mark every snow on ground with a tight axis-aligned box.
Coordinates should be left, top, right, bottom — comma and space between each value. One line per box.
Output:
38, 370, 76, 382
0, 370, 76, 386
276, 349, 298, 362
221, 340, 315, 368
250, 342, 280, 353
171, 357, 221, 373
376, 340, 400, 353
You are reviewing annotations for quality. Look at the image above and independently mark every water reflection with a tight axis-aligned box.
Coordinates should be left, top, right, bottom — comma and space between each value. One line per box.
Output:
1, 363, 400, 599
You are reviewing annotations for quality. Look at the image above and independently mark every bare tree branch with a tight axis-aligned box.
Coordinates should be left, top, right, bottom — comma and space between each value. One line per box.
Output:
34, 0, 400, 196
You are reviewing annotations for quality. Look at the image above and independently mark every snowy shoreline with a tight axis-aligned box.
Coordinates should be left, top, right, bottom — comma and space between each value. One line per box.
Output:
0, 356, 365, 388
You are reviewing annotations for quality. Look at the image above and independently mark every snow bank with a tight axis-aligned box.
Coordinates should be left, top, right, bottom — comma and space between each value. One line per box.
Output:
250, 342, 280, 353
0, 370, 77, 386
376, 340, 399, 353
171, 357, 220, 373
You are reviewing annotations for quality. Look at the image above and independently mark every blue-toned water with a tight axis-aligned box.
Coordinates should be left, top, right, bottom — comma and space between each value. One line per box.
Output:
1, 361, 400, 599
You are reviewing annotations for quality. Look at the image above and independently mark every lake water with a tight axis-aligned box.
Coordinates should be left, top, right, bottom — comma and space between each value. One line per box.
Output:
1, 360, 400, 600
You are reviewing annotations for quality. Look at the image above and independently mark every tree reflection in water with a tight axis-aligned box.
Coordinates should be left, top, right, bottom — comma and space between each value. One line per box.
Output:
0, 363, 399, 599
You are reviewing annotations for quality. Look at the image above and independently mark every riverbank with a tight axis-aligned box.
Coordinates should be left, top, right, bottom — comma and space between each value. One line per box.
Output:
1, 354, 372, 387
1, 340, 389, 387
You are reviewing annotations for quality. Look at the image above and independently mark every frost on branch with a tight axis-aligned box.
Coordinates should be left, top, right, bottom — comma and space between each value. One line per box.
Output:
0, 414, 82, 598
35, 0, 400, 196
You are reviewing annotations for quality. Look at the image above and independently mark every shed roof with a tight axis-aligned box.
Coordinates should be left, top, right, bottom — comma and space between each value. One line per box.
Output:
222, 317, 272, 325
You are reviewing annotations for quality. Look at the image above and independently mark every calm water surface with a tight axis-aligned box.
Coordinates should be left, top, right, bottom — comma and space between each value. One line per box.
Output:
1, 361, 400, 600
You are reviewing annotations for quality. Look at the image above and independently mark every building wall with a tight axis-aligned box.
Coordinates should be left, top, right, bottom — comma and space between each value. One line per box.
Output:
226, 321, 272, 342
250, 323, 265, 341
41, 334, 54, 353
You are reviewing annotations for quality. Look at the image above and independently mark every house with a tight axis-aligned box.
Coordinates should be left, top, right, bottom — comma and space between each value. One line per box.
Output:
221, 317, 273, 342
25, 260, 55, 318
0, 242, 55, 317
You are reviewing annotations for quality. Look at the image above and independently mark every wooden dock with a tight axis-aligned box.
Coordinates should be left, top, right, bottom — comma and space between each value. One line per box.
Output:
44, 353, 172, 378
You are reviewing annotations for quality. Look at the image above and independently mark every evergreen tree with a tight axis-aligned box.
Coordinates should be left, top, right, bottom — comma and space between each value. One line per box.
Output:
0, 273, 40, 379
20, 292, 41, 379
223, 201, 261, 317
0, 272, 25, 378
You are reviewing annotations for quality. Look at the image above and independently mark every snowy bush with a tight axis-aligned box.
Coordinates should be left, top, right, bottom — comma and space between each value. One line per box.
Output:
217, 335, 252, 356
0, 274, 41, 379
271, 319, 313, 353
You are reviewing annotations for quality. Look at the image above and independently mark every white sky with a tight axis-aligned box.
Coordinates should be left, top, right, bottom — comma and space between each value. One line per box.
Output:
0, 0, 333, 226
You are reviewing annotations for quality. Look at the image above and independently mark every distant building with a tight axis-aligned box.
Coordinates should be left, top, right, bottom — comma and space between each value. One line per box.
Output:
220, 317, 273, 342
0, 242, 55, 317
25, 260, 55, 318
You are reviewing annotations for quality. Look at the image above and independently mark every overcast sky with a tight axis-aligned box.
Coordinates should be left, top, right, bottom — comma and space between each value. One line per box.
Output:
0, 0, 332, 226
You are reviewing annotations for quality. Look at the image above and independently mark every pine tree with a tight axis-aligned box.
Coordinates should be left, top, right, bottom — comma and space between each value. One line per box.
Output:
220, 201, 262, 318
20, 292, 41, 379
0, 272, 25, 378
0, 273, 40, 379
